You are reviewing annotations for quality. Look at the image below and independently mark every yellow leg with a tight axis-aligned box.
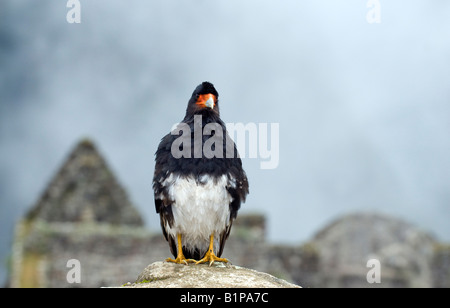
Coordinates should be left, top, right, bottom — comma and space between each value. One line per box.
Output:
195, 233, 229, 266
166, 234, 196, 265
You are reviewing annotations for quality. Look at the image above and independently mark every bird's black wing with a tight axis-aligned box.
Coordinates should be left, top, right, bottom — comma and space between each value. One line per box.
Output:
217, 132, 249, 257
153, 133, 178, 257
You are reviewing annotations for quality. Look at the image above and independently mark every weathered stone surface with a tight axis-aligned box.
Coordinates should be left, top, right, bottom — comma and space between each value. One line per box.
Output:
312, 212, 436, 288
122, 261, 301, 288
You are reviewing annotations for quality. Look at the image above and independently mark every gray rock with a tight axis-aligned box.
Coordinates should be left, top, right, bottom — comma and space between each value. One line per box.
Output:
312, 212, 436, 288
122, 261, 301, 288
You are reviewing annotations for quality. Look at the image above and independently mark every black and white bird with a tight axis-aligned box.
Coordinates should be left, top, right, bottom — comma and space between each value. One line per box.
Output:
153, 82, 249, 265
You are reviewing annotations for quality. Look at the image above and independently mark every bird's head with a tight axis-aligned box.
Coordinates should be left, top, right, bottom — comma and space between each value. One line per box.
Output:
185, 82, 219, 118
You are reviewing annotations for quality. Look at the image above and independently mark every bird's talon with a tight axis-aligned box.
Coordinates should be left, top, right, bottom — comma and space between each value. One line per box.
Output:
166, 256, 195, 265
196, 252, 229, 266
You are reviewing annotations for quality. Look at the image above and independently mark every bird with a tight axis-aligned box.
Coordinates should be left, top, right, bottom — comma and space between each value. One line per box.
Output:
153, 81, 249, 266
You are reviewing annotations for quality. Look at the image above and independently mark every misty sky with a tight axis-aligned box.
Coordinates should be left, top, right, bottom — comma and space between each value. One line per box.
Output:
1, 0, 450, 285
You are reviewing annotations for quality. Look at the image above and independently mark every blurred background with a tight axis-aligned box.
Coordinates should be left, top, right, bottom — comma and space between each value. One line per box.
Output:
1, 0, 450, 287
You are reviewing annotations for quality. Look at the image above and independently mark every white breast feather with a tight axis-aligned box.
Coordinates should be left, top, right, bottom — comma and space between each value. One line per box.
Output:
164, 174, 233, 254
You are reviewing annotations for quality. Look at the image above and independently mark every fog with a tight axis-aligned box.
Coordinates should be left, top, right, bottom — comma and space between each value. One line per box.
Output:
1, 0, 450, 285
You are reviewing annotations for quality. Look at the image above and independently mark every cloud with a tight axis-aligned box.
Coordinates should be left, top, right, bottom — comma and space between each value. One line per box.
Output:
1, 0, 450, 285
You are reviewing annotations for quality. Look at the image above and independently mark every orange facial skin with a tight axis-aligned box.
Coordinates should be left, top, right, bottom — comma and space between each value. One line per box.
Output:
196, 94, 216, 109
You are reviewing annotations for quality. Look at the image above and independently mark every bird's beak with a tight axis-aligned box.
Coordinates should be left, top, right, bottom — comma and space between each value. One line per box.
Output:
196, 94, 216, 109
205, 95, 215, 109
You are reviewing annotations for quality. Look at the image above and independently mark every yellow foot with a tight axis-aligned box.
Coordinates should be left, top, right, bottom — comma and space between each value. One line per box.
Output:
166, 256, 196, 265
166, 234, 196, 265
195, 250, 229, 267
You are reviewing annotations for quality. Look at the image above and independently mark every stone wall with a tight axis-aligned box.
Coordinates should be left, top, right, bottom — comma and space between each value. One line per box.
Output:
432, 244, 450, 288
11, 220, 159, 287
